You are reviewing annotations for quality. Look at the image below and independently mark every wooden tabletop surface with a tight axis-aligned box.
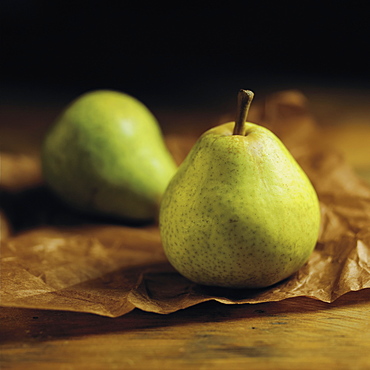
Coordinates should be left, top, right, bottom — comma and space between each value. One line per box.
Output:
1, 86, 370, 369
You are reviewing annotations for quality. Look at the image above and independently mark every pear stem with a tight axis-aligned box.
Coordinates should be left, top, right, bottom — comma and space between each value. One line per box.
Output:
233, 89, 254, 136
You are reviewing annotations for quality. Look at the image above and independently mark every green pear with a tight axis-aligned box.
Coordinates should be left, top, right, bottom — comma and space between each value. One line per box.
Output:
42, 89, 177, 222
159, 90, 321, 288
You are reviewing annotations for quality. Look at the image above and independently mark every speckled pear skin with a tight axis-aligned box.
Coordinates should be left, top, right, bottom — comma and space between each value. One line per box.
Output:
159, 121, 321, 288
42, 90, 177, 222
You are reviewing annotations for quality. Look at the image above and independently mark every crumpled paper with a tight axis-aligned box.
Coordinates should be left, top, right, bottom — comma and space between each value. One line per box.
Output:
1, 90, 369, 317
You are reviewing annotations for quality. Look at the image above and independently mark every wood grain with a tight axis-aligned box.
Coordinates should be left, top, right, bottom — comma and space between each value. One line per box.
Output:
1, 289, 370, 369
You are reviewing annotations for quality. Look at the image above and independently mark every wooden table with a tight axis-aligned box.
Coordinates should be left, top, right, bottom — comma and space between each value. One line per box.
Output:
1, 86, 370, 369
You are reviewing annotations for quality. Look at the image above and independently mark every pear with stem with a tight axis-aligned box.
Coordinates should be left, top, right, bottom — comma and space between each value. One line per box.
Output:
159, 89, 321, 288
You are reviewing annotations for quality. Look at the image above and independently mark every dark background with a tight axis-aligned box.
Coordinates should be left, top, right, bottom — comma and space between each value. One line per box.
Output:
1, 1, 370, 109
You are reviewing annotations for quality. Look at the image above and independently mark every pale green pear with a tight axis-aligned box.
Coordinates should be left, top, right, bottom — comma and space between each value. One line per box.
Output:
159, 90, 320, 288
42, 89, 177, 222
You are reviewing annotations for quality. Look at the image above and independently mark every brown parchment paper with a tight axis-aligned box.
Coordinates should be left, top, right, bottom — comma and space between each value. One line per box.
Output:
1, 90, 370, 317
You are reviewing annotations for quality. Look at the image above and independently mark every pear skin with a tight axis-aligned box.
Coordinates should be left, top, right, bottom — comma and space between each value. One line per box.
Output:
42, 90, 177, 222
159, 118, 321, 289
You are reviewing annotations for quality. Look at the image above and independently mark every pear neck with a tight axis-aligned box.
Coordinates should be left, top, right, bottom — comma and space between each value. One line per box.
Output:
233, 89, 254, 136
